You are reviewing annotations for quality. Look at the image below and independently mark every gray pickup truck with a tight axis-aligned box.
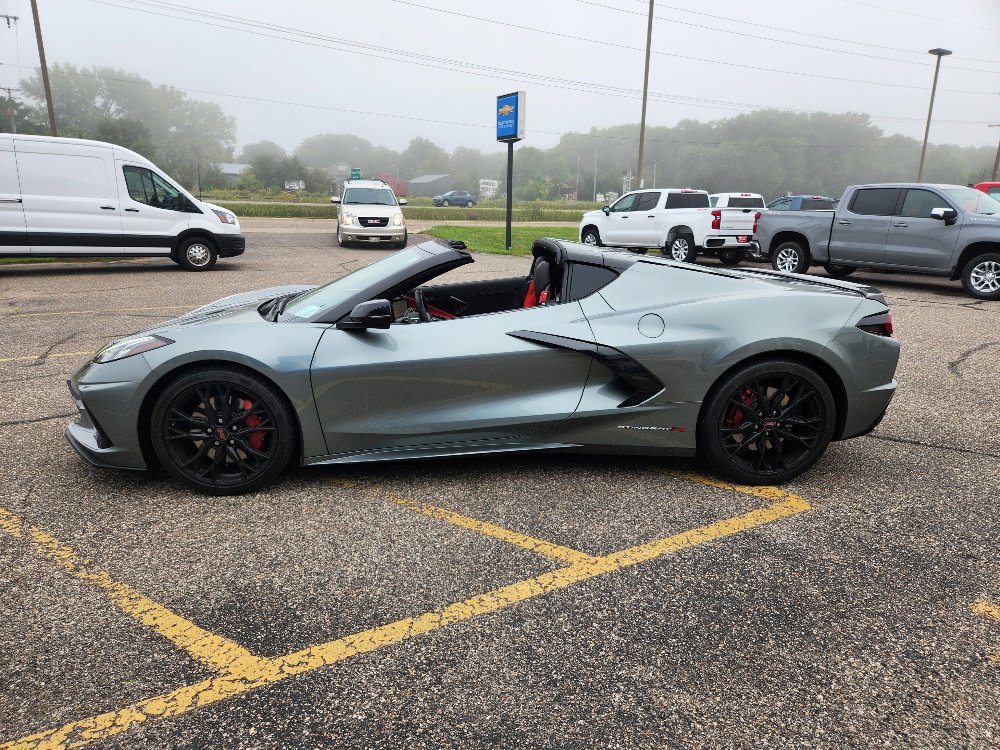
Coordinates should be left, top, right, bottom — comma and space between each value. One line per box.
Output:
754, 183, 1000, 299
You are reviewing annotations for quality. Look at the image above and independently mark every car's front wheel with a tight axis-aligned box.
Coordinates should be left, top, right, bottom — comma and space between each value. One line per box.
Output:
151, 368, 297, 495
697, 360, 836, 485
666, 233, 697, 263
772, 241, 810, 274
443, 200, 450, 207
962, 253, 1000, 300
581, 227, 602, 246
336, 226, 350, 248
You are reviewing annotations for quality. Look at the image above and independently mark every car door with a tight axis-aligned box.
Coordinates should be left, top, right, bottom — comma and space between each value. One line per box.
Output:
630, 191, 662, 247
0, 137, 29, 257
602, 192, 639, 245
827, 187, 899, 265
884, 187, 961, 270
309, 302, 595, 456
117, 162, 189, 256
15, 139, 123, 256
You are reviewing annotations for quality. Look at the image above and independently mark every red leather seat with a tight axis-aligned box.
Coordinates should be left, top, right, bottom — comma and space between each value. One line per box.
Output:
522, 259, 552, 307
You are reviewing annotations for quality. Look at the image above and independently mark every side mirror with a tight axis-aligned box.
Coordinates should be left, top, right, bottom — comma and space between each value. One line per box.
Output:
331, 196, 341, 204
398, 198, 407, 205
337, 299, 392, 331
930, 207, 957, 224
602, 206, 611, 215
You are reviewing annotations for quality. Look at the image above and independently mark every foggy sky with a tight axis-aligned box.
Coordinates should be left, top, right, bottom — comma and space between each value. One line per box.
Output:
4, 0, 999, 155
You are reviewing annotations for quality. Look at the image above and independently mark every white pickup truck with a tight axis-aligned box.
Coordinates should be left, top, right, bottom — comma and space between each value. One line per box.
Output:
579, 188, 758, 264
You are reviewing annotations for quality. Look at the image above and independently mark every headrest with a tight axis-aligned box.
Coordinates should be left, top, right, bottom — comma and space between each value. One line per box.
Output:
531, 237, 564, 262
533, 259, 551, 293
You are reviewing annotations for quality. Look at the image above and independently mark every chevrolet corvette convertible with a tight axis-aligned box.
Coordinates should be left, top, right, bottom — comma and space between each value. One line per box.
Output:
66, 238, 899, 494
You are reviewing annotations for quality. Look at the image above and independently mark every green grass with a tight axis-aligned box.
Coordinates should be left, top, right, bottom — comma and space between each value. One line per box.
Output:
423, 225, 580, 256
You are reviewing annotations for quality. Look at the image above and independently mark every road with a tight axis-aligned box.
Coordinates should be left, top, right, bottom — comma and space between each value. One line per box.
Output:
1, 219, 998, 749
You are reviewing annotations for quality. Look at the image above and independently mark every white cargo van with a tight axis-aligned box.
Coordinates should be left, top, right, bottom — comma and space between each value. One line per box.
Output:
0, 134, 244, 270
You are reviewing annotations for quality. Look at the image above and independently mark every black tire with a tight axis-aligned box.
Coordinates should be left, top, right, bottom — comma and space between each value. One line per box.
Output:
151, 367, 297, 495
697, 359, 836, 486
824, 263, 858, 279
665, 233, 697, 263
581, 226, 602, 247
466, 201, 474, 208
961, 253, 1000, 300
718, 249, 743, 267
443, 200, 450, 207
176, 237, 218, 271
336, 226, 350, 248
771, 241, 810, 274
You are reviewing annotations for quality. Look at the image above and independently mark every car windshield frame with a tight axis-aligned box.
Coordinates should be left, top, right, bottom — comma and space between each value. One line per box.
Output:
943, 187, 1000, 215
342, 187, 398, 206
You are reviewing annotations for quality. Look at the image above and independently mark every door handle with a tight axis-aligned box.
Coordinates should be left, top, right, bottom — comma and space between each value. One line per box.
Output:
837, 220, 852, 226
125, 208, 140, 212
892, 222, 908, 227
100, 205, 116, 210
0, 197, 22, 203
647, 215, 655, 218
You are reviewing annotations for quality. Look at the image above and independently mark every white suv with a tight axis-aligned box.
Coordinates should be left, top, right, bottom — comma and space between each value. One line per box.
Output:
332, 179, 408, 249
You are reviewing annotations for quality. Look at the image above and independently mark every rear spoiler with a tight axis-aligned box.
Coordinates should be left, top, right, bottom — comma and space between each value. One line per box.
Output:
731, 267, 888, 304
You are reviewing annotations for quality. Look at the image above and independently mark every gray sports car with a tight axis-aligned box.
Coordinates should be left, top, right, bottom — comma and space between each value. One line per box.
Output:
66, 238, 899, 495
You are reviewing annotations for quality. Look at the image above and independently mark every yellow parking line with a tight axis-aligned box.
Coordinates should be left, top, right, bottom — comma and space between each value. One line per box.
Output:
0, 507, 267, 677
386, 493, 595, 565
2, 305, 191, 319
972, 598, 1000, 663
0, 351, 92, 364
1, 482, 811, 750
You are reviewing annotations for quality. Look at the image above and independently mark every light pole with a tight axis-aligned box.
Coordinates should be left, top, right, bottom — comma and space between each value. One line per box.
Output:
917, 47, 952, 182
635, 0, 654, 188
990, 123, 1000, 182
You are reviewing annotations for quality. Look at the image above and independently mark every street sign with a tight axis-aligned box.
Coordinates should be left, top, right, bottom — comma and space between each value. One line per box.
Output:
496, 91, 526, 143
350, 167, 362, 179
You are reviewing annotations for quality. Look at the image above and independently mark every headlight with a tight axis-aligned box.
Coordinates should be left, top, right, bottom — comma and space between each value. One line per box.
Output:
391, 212, 404, 226
341, 211, 355, 226
93, 335, 173, 364
211, 209, 237, 225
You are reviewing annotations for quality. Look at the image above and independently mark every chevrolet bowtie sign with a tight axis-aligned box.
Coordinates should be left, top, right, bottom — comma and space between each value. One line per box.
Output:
496, 91, 526, 143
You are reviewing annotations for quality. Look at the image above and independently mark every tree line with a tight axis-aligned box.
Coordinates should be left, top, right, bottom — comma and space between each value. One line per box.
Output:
11, 65, 997, 201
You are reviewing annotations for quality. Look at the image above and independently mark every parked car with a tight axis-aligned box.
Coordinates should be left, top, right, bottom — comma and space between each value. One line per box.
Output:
65, 237, 898, 494
767, 195, 835, 211
755, 183, 1000, 299
579, 188, 758, 265
432, 191, 476, 207
709, 192, 766, 210
331, 179, 407, 249
0, 134, 244, 270
974, 181, 1000, 199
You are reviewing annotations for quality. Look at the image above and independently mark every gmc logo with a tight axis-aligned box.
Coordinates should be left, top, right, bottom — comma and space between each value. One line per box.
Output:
367, 219, 379, 225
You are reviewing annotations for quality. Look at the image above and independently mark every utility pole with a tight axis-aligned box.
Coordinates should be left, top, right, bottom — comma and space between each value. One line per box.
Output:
1, 88, 19, 133
917, 47, 952, 182
635, 0, 655, 188
592, 140, 598, 202
29, 0, 57, 136
990, 124, 1000, 182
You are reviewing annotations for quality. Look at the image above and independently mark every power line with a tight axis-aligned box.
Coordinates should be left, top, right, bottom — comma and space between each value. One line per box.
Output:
837, 0, 1000, 33
89, 0, 1000, 97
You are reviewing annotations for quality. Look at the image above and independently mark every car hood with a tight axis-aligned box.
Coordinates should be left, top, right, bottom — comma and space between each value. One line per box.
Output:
582, 210, 605, 221
135, 285, 316, 334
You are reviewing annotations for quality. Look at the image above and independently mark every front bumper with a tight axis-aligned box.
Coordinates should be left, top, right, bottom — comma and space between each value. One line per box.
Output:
64, 364, 150, 471
217, 234, 246, 257
341, 225, 406, 244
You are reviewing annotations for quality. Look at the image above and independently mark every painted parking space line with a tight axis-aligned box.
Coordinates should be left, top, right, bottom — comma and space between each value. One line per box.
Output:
971, 598, 1000, 662
0, 507, 267, 677
0, 479, 812, 750
1, 305, 192, 320
0, 352, 93, 364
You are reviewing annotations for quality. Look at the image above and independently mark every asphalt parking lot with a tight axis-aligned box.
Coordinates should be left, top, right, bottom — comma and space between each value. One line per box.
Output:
1, 218, 999, 749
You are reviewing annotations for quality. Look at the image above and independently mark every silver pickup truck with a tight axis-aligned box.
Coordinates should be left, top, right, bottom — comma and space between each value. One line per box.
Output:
754, 183, 1000, 299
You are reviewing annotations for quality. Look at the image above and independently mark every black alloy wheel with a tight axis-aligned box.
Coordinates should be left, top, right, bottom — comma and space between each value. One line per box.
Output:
698, 360, 835, 485
151, 368, 297, 495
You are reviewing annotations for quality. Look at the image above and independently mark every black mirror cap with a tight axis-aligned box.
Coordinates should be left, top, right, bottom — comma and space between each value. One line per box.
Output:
337, 299, 392, 330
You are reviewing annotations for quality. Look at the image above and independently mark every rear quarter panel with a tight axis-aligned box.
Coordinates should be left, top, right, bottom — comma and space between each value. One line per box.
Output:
756, 210, 836, 260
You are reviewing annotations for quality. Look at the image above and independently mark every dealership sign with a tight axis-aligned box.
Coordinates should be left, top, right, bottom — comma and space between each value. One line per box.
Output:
496, 91, 526, 143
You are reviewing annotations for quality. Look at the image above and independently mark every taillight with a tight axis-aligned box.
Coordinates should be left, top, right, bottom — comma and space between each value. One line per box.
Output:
857, 310, 893, 337
711, 209, 721, 230
753, 211, 760, 233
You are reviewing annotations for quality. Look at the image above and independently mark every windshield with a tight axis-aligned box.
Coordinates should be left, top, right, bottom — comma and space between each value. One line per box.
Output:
343, 188, 397, 206
281, 247, 428, 319
943, 188, 1000, 215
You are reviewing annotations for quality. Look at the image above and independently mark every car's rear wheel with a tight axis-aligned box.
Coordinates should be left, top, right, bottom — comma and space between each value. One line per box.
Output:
772, 241, 809, 274
666, 233, 697, 263
177, 238, 217, 271
824, 263, 858, 279
962, 253, 1000, 300
581, 227, 602, 246
151, 368, 297, 495
697, 360, 836, 485
466, 201, 474, 208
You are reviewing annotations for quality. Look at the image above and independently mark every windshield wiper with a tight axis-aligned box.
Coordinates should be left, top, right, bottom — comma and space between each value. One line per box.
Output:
270, 292, 304, 322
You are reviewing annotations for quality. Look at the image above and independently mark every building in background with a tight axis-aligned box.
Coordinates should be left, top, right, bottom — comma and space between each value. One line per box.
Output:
213, 162, 251, 186
407, 173, 453, 198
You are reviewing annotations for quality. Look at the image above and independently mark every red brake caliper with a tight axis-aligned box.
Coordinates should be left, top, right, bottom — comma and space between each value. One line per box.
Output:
241, 399, 265, 451
724, 388, 753, 429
